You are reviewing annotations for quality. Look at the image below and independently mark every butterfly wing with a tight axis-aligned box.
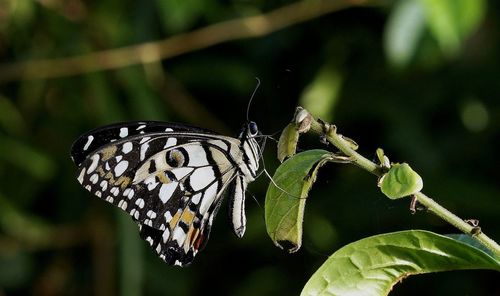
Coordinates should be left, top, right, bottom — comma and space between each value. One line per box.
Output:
71, 121, 217, 166
72, 122, 243, 266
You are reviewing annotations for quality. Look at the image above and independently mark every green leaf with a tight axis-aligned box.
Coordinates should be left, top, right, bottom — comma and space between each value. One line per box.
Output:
379, 163, 423, 199
384, 0, 426, 67
277, 123, 300, 162
265, 149, 332, 252
301, 230, 500, 296
422, 0, 486, 56
447, 234, 497, 259
375, 148, 390, 169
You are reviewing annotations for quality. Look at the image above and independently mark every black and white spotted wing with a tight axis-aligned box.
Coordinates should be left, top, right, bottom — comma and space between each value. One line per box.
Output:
71, 121, 261, 266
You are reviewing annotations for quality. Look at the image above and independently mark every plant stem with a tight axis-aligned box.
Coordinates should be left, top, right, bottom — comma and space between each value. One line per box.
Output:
0, 0, 372, 82
300, 108, 500, 257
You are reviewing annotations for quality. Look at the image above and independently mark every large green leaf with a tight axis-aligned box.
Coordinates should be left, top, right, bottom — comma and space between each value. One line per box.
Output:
301, 230, 500, 296
265, 149, 333, 252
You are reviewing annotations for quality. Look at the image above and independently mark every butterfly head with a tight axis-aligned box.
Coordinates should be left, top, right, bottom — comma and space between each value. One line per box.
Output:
239, 121, 260, 140
248, 121, 259, 137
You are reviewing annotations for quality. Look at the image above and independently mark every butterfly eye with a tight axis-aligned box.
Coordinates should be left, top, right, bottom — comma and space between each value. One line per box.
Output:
248, 121, 258, 136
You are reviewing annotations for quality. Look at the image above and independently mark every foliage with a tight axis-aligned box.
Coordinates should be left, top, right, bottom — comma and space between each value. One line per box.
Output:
265, 149, 332, 252
301, 230, 499, 296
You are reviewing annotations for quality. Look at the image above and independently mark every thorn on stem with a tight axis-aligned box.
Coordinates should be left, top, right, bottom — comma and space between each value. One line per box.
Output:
470, 226, 482, 236
409, 195, 426, 214
465, 219, 480, 227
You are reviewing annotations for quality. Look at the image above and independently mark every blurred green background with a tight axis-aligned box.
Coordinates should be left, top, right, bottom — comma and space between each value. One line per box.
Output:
0, 0, 499, 295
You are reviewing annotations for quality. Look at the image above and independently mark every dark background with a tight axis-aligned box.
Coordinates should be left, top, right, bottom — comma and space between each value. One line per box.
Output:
0, 0, 498, 295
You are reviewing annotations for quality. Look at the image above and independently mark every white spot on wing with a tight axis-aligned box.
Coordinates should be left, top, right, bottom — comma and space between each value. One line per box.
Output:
137, 125, 146, 130
164, 211, 173, 222
199, 182, 218, 214
119, 127, 128, 138
159, 182, 177, 203
83, 135, 94, 151
122, 142, 133, 154
140, 143, 149, 161
100, 180, 108, 191
144, 176, 158, 191
127, 189, 135, 199
90, 173, 99, 184
110, 187, 119, 196
162, 228, 171, 243
123, 188, 131, 197
135, 198, 145, 208
164, 138, 177, 148
191, 193, 201, 205
114, 160, 129, 177
172, 227, 187, 246
189, 167, 215, 191
185, 145, 209, 166
147, 210, 157, 219
77, 168, 86, 184
118, 200, 128, 210
87, 154, 100, 174
209, 139, 228, 151
140, 137, 151, 144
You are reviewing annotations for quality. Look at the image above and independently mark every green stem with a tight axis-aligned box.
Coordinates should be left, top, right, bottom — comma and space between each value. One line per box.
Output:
300, 108, 500, 257
310, 120, 380, 175
414, 192, 500, 257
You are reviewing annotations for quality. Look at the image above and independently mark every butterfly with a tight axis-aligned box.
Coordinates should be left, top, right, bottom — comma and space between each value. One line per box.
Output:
70, 120, 262, 266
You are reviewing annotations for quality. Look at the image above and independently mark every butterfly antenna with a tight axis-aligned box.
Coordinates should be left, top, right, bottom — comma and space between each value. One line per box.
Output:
249, 192, 263, 212
247, 77, 261, 121
255, 144, 301, 199
253, 128, 283, 143
246, 190, 267, 225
